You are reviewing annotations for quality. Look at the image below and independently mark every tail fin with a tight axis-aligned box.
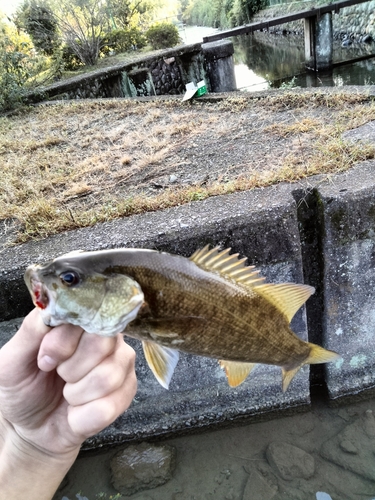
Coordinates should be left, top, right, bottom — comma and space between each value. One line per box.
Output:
306, 343, 341, 365
282, 343, 340, 392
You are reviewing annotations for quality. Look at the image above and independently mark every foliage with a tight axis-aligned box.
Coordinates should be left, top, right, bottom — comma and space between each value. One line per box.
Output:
60, 43, 83, 70
56, 0, 107, 66
183, 0, 233, 28
233, 0, 267, 24
15, 0, 61, 56
146, 22, 181, 50
101, 27, 146, 55
279, 76, 299, 89
105, 0, 156, 29
182, 0, 266, 28
0, 23, 42, 111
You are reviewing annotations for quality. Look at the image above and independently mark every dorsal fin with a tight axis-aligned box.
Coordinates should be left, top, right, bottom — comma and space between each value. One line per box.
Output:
190, 246, 265, 287
253, 283, 315, 323
190, 246, 314, 323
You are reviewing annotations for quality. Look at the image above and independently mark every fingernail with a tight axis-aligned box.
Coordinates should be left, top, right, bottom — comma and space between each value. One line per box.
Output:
38, 355, 57, 371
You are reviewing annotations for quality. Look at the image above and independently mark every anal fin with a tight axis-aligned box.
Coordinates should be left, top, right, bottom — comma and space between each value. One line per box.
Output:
281, 366, 302, 392
142, 341, 179, 390
219, 360, 256, 387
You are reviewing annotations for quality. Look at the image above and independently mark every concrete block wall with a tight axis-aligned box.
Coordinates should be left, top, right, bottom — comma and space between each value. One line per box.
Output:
1, 161, 375, 447
319, 162, 375, 399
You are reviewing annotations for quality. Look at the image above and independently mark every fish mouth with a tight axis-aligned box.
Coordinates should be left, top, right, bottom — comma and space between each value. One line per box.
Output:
24, 266, 50, 310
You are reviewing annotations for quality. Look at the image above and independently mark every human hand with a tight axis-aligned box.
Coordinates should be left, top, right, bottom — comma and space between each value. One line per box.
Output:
0, 308, 137, 499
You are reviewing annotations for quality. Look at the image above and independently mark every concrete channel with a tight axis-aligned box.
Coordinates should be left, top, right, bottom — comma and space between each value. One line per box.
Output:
1, 160, 375, 449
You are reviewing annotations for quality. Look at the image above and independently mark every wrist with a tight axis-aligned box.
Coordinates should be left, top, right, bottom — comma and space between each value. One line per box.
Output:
0, 415, 79, 500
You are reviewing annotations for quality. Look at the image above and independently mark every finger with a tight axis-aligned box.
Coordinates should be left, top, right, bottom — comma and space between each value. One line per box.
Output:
57, 332, 118, 384
63, 340, 135, 406
37, 323, 84, 372
67, 364, 137, 438
0, 308, 50, 384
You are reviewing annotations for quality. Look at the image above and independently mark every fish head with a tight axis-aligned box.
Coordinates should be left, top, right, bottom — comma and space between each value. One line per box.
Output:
24, 254, 144, 337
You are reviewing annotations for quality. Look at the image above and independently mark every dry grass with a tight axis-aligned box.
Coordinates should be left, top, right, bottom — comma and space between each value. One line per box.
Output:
1, 91, 375, 244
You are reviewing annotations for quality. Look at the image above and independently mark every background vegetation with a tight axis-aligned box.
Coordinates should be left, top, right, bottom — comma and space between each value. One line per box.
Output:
0, 0, 267, 111
182, 0, 267, 29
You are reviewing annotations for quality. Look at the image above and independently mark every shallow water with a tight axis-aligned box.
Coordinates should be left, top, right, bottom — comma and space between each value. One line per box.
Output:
233, 31, 375, 91
55, 393, 375, 500
179, 26, 375, 92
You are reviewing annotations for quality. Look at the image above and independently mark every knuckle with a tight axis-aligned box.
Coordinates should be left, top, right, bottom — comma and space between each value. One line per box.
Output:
94, 364, 123, 394
122, 342, 136, 367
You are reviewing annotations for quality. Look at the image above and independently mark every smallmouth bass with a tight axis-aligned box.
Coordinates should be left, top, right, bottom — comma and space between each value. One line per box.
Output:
24, 246, 340, 391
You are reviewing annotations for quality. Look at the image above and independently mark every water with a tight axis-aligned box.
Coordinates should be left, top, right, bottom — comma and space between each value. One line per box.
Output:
56, 394, 375, 500
233, 31, 375, 91
179, 26, 375, 91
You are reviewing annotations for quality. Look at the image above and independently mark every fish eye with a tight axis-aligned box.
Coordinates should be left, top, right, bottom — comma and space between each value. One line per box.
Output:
59, 270, 80, 286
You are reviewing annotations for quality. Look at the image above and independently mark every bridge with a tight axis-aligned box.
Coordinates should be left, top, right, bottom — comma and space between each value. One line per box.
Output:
202, 0, 374, 71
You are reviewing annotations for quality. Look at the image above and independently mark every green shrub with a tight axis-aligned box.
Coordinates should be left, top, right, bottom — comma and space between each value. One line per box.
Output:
61, 44, 83, 71
145, 22, 181, 50
0, 30, 36, 111
101, 27, 146, 56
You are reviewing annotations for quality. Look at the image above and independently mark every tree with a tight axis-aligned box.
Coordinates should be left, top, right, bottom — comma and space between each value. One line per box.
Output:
106, 0, 162, 30
56, 0, 107, 66
106, 0, 134, 29
15, 1, 60, 56
182, 0, 266, 29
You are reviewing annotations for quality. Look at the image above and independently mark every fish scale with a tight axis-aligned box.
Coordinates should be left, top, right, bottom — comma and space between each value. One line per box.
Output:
24, 246, 340, 391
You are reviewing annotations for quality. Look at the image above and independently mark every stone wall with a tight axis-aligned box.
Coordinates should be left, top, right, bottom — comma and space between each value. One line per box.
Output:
149, 57, 185, 95
334, 0, 375, 39
255, 0, 375, 40
1, 159, 375, 447
27, 43, 208, 102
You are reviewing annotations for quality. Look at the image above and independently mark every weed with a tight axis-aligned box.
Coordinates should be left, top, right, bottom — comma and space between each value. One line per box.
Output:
2, 92, 375, 244
280, 76, 299, 89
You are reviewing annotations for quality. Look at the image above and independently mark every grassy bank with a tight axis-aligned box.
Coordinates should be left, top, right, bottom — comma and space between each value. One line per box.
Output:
1, 90, 375, 245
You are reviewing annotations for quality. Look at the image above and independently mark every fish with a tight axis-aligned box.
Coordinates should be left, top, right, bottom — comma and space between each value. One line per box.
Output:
24, 246, 340, 391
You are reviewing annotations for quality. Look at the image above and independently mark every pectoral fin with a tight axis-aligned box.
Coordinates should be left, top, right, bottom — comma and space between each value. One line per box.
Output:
142, 340, 179, 390
219, 360, 256, 387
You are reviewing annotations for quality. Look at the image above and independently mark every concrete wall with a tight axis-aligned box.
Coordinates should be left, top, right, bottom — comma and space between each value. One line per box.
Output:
1, 161, 375, 448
